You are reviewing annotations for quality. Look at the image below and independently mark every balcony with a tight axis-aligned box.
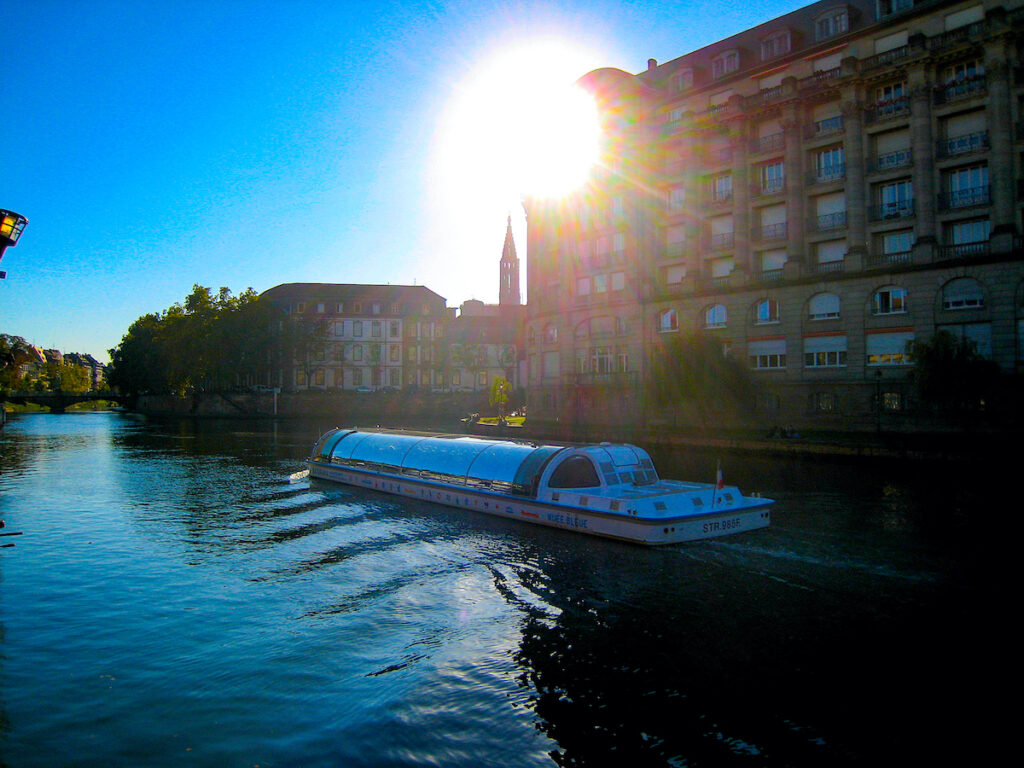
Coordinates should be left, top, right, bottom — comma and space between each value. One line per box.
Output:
936, 130, 989, 159
708, 232, 735, 250
810, 211, 847, 232
938, 185, 990, 211
807, 259, 844, 275
934, 76, 986, 106
750, 133, 784, 155
869, 201, 914, 221
799, 67, 841, 92
865, 98, 910, 125
708, 189, 733, 206
759, 268, 784, 282
808, 164, 846, 185
936, 240, 990, 260
808, 116, 844, 139
860, 45, 911, 72
928, 21, 985, 52
866, 250, 912, 268
753, 222, 787, 241
868, 149, 912, 173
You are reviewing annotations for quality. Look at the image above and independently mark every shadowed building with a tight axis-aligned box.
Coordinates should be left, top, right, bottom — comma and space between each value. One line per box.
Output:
523, 0, 1024, 433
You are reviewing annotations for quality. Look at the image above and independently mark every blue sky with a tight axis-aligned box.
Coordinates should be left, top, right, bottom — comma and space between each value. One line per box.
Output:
2, 0, 804, 362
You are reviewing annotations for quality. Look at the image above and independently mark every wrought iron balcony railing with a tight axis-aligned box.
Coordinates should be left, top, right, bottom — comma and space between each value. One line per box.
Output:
938, 185, 990, 210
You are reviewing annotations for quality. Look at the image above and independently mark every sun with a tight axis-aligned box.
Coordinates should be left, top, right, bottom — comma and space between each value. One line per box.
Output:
435, 40, 602, 202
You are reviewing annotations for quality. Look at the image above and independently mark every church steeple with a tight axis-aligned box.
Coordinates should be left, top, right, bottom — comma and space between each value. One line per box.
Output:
498, 215, 520, 306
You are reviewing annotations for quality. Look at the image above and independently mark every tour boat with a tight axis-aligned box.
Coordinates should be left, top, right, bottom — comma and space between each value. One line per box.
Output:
307, 428, 772, 545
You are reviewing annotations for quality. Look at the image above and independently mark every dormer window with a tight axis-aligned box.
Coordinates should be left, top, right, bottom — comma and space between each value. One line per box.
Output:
760, 31, 791, 61
816, 7, 849, 40
712, 50, 739, 79
670, 69, 694, 92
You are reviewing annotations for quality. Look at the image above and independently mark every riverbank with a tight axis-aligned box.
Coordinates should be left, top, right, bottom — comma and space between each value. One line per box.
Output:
111, 392, 1015, 463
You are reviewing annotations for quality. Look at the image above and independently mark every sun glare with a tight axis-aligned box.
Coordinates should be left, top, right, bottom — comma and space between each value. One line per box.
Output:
436, 41, 602, 203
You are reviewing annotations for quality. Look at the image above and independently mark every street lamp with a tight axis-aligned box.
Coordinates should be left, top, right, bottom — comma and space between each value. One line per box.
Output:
0, 209, 29, 279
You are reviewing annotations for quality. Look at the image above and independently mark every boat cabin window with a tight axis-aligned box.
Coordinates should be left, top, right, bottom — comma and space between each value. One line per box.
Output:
548, 456, 601, 489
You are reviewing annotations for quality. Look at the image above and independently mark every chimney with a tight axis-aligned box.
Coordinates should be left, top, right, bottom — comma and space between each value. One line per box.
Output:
647, 58, 657, 71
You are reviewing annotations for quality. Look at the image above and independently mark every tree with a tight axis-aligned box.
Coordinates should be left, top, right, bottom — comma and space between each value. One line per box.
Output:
647, 334, 755, 426
489, 375, 513, 421
1, 334, 35, 390
908, 330, 1001, 414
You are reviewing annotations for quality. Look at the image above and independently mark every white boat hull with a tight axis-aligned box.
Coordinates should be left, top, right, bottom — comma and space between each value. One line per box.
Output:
307, 460, 771, 545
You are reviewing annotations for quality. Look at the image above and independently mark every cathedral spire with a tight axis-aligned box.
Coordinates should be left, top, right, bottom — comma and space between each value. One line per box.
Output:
499, 215, 520, 306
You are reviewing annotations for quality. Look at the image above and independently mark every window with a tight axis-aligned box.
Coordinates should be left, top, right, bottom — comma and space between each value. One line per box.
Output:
666, 264, 687, 285
814, 146, 845, 181
549, 456, 601, 489
705, 304, 727, 328
877, 180, 913, 218
808, 292, 841, 320
667, 225, 686, 256
594, 274, 608, 293
577, 277, 591, 296
390, 369, 400, 387
947, 218, 990, 245
878, 0, 914, 18
660, 309, 679, 333
670, 69, 694, 92
748, 339, 787, 369
881, 230, 914, 255
336, 302, 344, 313
816, 7, 849, 39
712, 174, 732, 202
875, 81, 907, 114
761, 31, 791, 60
295, 303, 306, 314
872, 286, 908, 315
611, 272, 625, 291
353, 320, 363, 337
942, 278, 985, 310
613, 233, 626, 259
669, 186, 686, 211
810, 392, 839, 413
352, 368, 363, 386
389, 345, 400, 362
712, 50, 739, 79
389, 320, 400, 338
611, 197, 624, 218
945, 165, 989, 208
754, 298, 780, 325
371, 303, 381, 315
371, 321, 382, 338
545, 324, 558, 343
804, 335, 847, 367
943, 59, 983, 84
866, 331, 914, 365
759, 162, 785, 194
591, 346, 612, 374
939, 322, 992, 357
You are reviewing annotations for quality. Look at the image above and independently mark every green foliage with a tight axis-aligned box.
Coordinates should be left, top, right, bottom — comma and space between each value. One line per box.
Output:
489, 375, 512, 419
1, 334, 34, 390
908, 330, 1001, 413
648, 334, 755, 423
108, 284, 284, 396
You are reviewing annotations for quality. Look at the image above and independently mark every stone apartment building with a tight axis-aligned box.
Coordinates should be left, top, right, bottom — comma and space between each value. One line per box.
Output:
524, 0, 1024, 431
260, 283, 453, 391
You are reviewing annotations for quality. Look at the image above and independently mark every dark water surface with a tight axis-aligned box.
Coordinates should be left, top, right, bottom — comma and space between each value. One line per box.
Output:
0, 413, 992, 766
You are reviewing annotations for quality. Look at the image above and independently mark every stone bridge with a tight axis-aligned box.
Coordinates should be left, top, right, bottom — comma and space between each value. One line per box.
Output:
1, 391, 129, 413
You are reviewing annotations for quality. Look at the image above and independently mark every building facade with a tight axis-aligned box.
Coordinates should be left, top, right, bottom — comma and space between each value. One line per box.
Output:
524, 0, 1024, 431
260, 283, 452, 391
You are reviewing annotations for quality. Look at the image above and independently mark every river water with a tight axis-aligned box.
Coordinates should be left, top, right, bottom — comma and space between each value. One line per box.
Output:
0, 412, 994, 766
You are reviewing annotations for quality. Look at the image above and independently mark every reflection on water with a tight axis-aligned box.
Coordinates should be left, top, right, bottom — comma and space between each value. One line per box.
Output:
0, 413, 988, 766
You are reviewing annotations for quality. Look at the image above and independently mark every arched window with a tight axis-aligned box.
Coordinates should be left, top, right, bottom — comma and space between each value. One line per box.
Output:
942, 278, 985, 310
760, 30, 791, 60
712, 50, 739, 79
872, 286, 908, 315
548, 456, 601, 489
808, 292, 841, 320
704, 304, 727, 328
659, 309, 679, 333
754, 298, 780, 325
670, 68, 694, 93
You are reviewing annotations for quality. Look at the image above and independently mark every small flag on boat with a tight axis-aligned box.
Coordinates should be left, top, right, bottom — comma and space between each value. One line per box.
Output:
716, 461, 724, 490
